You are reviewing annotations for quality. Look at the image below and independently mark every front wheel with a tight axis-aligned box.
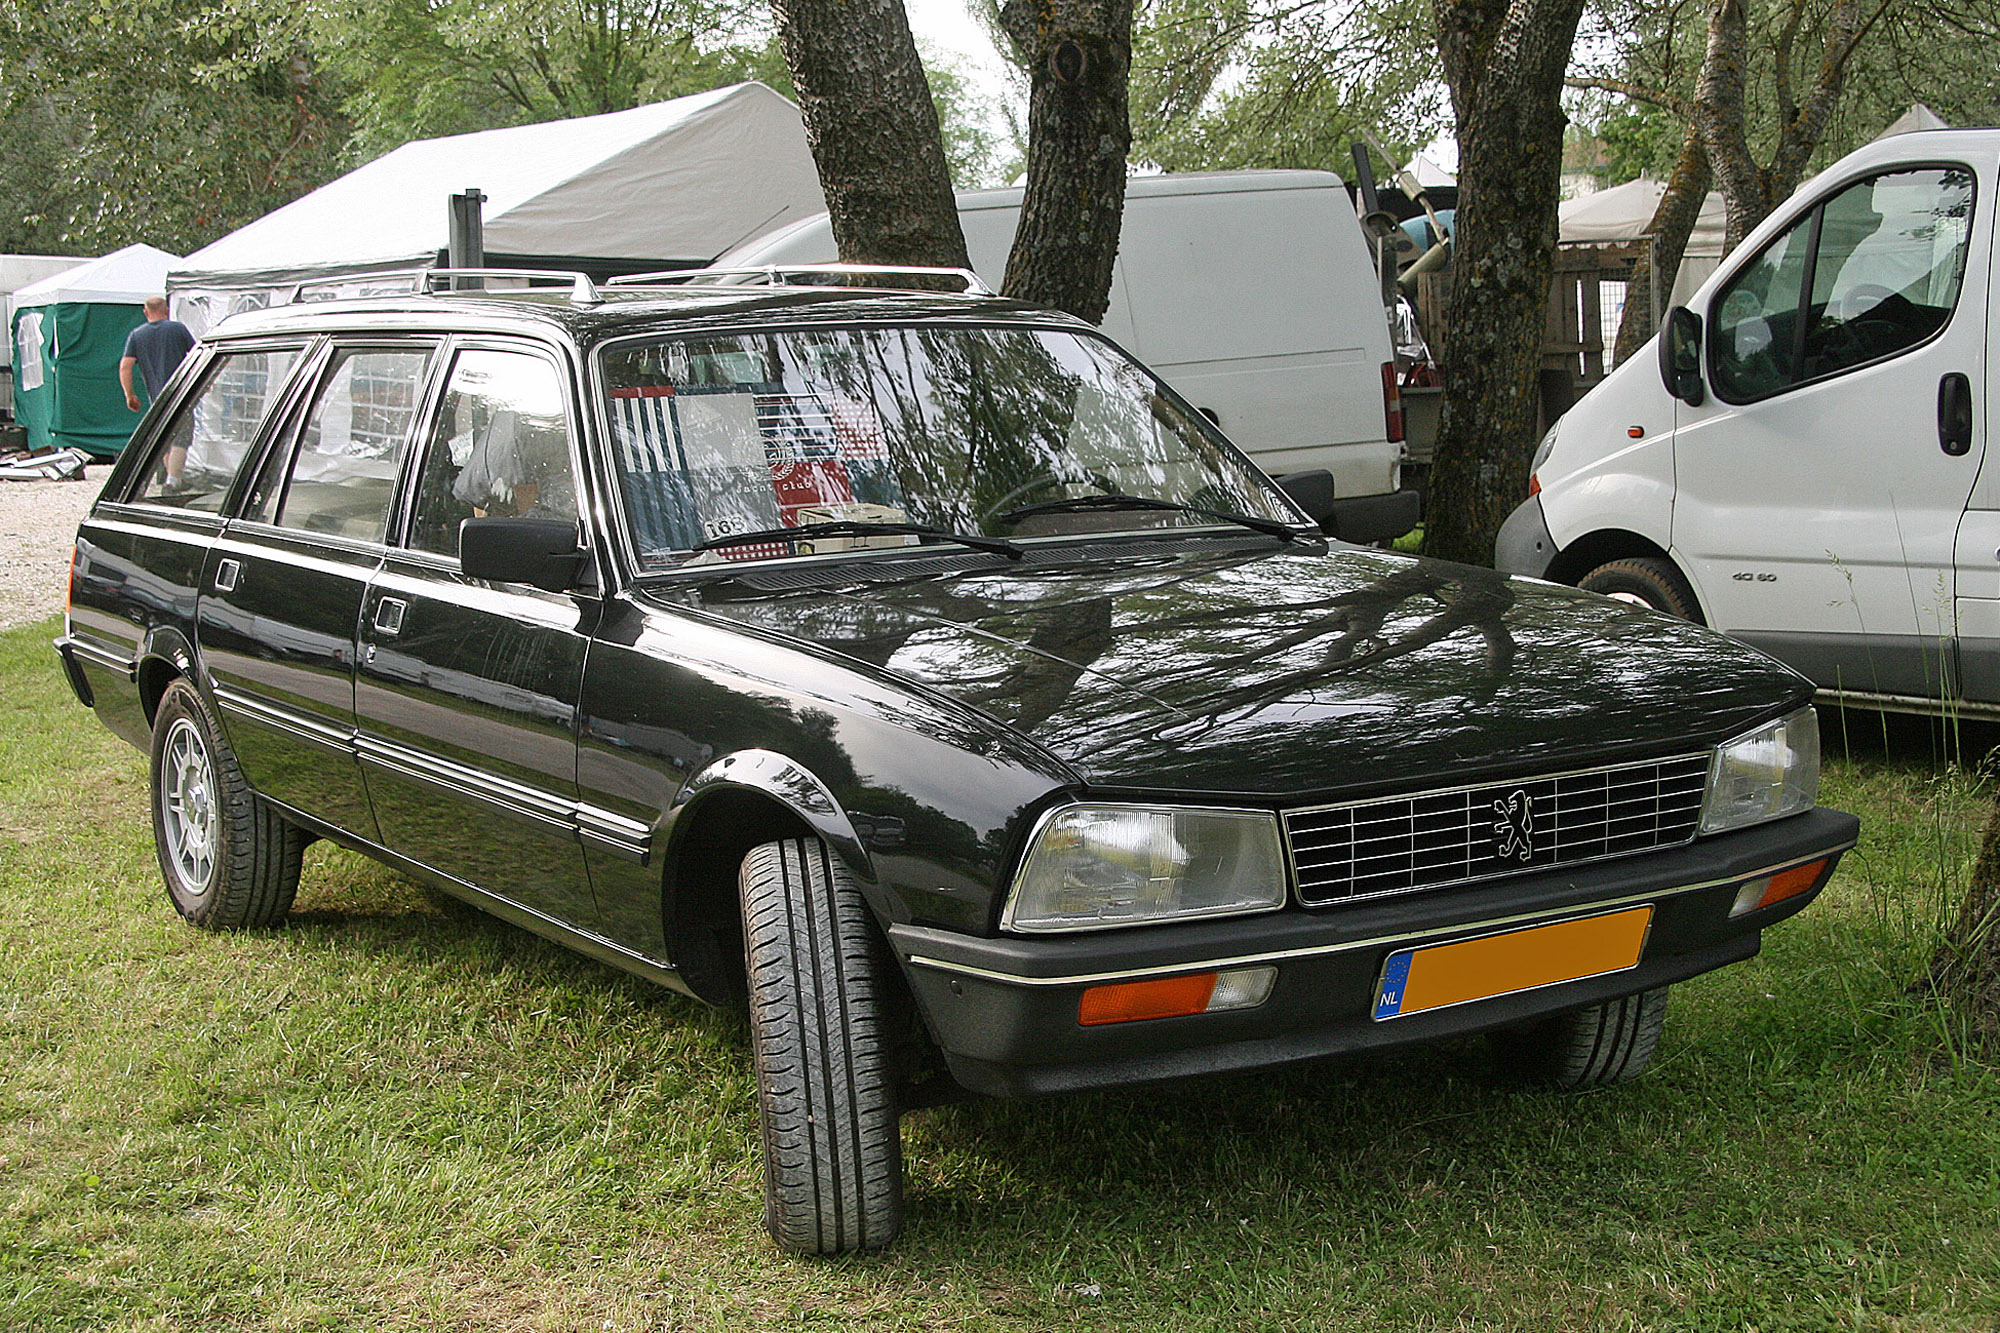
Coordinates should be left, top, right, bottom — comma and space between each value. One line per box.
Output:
1578, 557, 1703, 622
1490, 986, 1669, 1089
149, 680, 305, 929
739, 837, 903, 1254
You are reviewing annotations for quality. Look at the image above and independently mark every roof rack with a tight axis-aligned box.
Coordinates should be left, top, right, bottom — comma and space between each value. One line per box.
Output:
606, 263, 994, 295
420, 268, 602, 305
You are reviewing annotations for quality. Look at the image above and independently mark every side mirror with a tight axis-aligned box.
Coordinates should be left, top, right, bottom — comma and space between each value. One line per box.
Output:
1274, 469, 1338, 529
459, 517, 587, 593
1658, 306, 1706, 406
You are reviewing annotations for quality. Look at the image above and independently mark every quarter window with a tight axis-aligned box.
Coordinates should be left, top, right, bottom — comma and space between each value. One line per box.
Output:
1711, 166, 1974, 402
407, 349, 577, 558
129, 347, 301, 511
249, 346, 434, 541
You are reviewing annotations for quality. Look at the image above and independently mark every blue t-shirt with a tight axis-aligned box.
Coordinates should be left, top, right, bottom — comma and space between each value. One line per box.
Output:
123, 318, 196, 395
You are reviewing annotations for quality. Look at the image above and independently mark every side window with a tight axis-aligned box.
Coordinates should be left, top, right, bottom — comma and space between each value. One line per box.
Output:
249, 346, 434, 542
129, 347, 301, 511
408, 348, 577, 558
1711, 166, 1974, 402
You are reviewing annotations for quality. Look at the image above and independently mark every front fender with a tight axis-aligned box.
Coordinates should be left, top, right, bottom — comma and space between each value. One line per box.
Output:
671, 747, 876, 887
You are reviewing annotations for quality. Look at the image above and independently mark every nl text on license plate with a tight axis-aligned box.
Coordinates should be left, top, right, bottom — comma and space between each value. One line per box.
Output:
1373, 905, 1653, 1020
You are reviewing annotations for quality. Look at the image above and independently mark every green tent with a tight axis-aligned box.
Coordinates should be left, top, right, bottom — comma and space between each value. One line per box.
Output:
10, 244, 181, 458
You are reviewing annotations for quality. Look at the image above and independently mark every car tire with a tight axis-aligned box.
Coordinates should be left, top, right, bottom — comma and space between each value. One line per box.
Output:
149, 679, 305, 930
1491, 986, 1669, 1089
739, 837, 903, 1254
1578, 557, 1704, 622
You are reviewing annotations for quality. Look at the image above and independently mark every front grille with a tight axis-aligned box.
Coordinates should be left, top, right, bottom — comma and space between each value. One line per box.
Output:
1285, 753, 1710, 907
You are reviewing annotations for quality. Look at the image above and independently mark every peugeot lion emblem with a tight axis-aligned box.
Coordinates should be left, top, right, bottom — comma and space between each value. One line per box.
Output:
1492, 789, 1534, 861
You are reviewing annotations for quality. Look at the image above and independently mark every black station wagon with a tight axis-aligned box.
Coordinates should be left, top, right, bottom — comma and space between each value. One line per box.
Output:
57, 268, 1859, 1254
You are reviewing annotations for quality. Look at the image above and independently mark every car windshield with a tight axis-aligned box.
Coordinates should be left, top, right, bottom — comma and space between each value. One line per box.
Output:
598, 323, 1302, 568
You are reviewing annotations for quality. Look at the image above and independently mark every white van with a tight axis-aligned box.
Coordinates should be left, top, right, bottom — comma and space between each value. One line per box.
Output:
1497, 130, 1999, 716
719, 170, 1420, 543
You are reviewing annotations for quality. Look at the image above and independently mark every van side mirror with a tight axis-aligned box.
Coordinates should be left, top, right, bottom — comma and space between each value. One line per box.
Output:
460, 517, 587, 592
1658, 306, 1706, 406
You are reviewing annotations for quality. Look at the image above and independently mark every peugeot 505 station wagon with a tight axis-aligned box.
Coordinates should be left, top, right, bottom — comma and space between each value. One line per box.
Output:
57, 268, 1858, 1254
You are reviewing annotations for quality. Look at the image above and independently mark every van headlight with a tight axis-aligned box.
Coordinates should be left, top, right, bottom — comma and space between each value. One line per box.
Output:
1002, 805, 1288, 933
1700, 707, 1819, 835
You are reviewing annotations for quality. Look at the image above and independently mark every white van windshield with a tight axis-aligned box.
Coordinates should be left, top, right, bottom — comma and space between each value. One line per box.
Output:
600, 324, 1300, 568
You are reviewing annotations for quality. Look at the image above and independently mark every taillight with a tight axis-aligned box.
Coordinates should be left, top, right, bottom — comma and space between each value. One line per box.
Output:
1381, 362, 1405, 443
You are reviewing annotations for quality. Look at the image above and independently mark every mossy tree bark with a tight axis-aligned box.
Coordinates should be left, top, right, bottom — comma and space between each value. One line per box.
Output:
1611, 126, 1712, 364
1422, 0, 1588, 567
772, 0, 971, 274
1925, 796, 2000, 1051
997, 0, 1135, 324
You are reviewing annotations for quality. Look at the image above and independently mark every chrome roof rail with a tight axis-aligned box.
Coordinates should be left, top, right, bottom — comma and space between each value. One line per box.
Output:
421, 268, 602, 306
606, 264, 994, 295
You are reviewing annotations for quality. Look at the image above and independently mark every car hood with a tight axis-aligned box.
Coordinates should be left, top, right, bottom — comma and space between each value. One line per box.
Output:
676, 543, 1809, 799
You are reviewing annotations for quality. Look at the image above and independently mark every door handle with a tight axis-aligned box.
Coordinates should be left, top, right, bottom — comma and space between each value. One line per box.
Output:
372, 597, 407, 636
214, 558, 241, 592
1939, 372, 1974, 456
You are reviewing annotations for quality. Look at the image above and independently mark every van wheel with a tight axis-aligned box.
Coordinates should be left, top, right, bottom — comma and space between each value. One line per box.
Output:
1490, 987, 1669, 1088
149, 680, 305, 929
739, 837, 903, 1254
1579, 557, 1703, 622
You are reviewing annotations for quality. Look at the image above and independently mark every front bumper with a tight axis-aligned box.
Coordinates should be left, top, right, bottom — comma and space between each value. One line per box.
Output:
891, 807, 1858, 1098
1493, 493, 1556, 578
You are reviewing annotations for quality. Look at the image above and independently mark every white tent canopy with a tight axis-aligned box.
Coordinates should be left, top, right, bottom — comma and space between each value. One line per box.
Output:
1559, 177, 1726, 255
1879, 104, 1949, 137
171, 82, 824, 292
15, 244, 180, 307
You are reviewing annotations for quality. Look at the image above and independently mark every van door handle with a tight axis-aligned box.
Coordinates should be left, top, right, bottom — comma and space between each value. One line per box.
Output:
372, 597, 407, 636
1939, 373, 1974, 456
213, 558, 241, 592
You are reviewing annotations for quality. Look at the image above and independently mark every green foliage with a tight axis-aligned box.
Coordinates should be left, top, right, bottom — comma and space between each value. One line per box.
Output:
306, 0, 787, 159
1131, 0, 1450, 175
1573, 0, 2000, 184
0, 0, 351, 254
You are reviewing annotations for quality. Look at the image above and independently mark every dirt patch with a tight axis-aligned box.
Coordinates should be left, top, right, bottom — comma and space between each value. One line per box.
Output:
0, 468, 104, 630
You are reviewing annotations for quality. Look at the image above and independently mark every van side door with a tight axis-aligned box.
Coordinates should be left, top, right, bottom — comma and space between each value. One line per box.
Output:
1671, 162, 1986, 702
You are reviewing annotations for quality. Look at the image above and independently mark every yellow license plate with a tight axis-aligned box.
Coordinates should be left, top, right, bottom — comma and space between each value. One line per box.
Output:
1373, 905, 1654, 1020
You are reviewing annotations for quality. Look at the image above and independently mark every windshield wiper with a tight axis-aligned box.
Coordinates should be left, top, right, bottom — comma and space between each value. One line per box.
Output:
691, 520, 1023, 560
994, 493, 1304, 541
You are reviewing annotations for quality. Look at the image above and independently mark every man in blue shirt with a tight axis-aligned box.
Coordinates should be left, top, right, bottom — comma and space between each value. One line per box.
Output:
120, 297, 195, 412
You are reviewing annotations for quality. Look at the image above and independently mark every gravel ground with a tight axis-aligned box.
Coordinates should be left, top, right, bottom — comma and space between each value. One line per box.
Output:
0, 468, 105, 631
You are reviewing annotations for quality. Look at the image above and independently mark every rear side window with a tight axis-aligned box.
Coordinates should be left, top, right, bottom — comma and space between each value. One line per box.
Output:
247, 346, 436, 542
129, 347, 301, 511
1711, 166, 1974, 403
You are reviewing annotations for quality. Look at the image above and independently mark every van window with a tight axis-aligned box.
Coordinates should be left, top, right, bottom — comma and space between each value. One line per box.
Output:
129, 347, 302, 511
248, 346, 434, 541
1711, 166, 1974, 402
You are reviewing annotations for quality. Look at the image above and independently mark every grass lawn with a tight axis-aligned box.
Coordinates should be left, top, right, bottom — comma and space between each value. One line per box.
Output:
3, 614, 1998, 1331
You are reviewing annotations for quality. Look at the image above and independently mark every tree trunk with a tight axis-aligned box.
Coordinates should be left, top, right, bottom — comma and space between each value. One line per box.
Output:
1696, 0, 1884, 251
1924, 794, 2000, 1051
997, 0, 1134, 324
772, 0, 971, 272
1612, 124, 1712, 364
1423, 0, 1588, 567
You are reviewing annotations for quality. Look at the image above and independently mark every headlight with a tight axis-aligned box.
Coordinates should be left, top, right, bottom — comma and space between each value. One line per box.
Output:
1002, 805, 1288, 933
1530, 418, 1561, 475
1700, 707, 1819, 835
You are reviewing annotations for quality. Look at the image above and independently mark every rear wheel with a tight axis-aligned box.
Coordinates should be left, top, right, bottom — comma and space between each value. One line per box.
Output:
1491, 986, 1669, 1089
739, 837, 903, 1254
149, 680, 305, 929
1578, 556, 1703, 622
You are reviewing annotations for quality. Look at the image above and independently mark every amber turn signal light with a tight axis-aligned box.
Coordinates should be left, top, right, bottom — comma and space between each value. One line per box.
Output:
1078, 966, 1276, 1026
1729, 858, 1830, 917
